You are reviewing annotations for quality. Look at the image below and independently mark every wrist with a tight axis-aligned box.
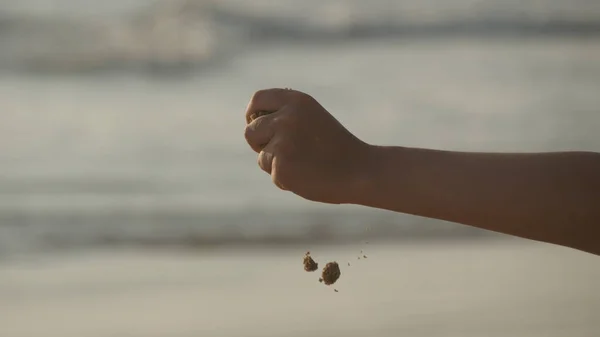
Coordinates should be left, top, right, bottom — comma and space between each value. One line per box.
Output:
345, 144, 395, 206
348, 144, 422, 214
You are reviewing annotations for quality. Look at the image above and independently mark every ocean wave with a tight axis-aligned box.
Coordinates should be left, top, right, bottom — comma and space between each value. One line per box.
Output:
0, 206, 493, 258
0, 1, 222, 73
0, 0, 599, 73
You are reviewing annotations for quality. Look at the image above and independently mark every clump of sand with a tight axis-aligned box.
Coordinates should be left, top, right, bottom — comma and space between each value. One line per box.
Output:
301, 227, 371, 291
303, 252, 319, 272
319, 262, 341, 286
303, 252, 341, 288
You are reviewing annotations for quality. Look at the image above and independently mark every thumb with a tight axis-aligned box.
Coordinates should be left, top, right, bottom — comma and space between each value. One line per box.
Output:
244, 113, 277, 153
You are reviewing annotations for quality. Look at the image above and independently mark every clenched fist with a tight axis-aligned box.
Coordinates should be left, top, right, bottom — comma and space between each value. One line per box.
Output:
244, 88, 373, 204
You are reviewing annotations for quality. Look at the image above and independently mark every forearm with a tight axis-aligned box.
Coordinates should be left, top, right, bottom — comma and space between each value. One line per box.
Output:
355, 146, 600, 255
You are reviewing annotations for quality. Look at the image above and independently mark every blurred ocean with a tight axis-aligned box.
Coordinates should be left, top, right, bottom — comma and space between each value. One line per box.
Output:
1, 2, 599, 337
1, 0, 600, 257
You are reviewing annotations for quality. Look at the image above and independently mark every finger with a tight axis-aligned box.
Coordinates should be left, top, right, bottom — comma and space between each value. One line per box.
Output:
257, 145, 275, 174
247, 110, 276, 124
245, 88, 293, 124
244, 113, 277, 153
270, 155, 288, 191
258, 145, 289, 191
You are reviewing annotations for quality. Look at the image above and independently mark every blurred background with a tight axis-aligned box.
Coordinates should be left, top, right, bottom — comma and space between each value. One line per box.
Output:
0, 0, 599, 336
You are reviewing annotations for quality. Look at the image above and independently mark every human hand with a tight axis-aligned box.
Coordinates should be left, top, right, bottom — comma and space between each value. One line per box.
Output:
244, 88, 372, 204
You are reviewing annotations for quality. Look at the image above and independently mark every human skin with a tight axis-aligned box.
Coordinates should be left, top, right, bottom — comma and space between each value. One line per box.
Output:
243, 88, 600, 256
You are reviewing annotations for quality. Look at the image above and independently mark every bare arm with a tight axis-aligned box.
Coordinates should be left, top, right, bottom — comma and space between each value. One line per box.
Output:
357, 147, 600, 255
243, 88, 600, 256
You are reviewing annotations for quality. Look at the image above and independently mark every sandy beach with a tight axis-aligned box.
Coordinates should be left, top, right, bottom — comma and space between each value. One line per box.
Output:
1, 240, 598, 337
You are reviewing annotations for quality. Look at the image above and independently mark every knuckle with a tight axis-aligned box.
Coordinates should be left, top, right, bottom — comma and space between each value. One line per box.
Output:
244, 123, 263, 152
272, 175, 287, 190
243, 124, 253, 141
246, 90, 268, 119
249, 89, 277, 108
244, 121, 260, 140
257, 155, 266, 171
257, 151, 273, 173
254, 116, 271, 135
250, 89, 268, 105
